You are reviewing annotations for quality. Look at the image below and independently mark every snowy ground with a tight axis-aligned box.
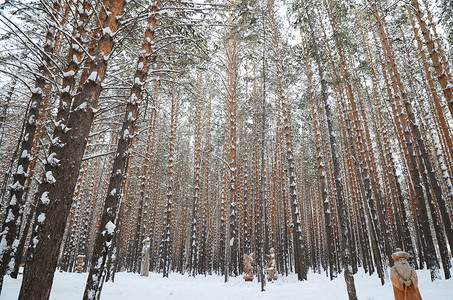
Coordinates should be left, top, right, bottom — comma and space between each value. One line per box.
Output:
3, 267, 453, 299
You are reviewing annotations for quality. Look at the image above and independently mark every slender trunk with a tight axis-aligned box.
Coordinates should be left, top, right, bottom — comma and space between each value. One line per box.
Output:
0, 0, 62, 278
409, 0, 453, 117
199, 93, 211, 275
161, 78, 178, 278
189, 65, 203, 276
298, 13, 336, 280
369, 0, 441, 279
0, 79, 16, 148
306, 3, 357, 298
269, 0, 306, 280
224, 25, 239, 277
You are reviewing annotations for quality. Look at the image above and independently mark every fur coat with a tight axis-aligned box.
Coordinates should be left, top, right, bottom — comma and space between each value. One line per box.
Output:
390, 263, 422, 300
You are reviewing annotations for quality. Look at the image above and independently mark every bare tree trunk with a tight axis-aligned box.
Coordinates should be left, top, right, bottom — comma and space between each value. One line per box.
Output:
19, 1, 126, 299
83, 2, 160, 295
409, 0, 453, 117
0, 0, 62, 280
298, 12, 336, 280
269, 0, 306, 280
305, 3, 357, 298
161, 77, 178, 278
189, 64, 203, 276
368, 0, 441, 280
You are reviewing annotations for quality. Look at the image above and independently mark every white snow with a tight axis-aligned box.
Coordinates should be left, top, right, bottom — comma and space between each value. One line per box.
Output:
40, 191, 50, 205
51, 137, 65, 148
105, 221, 116, 234
5, 210, 15, 223
72, 43, 81, 51
45, 171, 56, 184
101, 52, 110, 61
8, 258, 15, 271
123, 129, 130, 140
9, 181, 23, 191
95, 257, 104, 269
73, 55, 81, 64
47, 152, 60, 167
87, 71, 98, 82
37, 213, 46, 223
21, 150, 29, 159
63, 70, 75, 77
0, 236, 8, 255
127, 112, 136, 121
128, 94, 138, 104
30, 87, 43, 95
28, 115, 35, 125
10, 195, 17, 206
11, 239, 19, 250
75, 102, 88, 112
102, 27, 115, 36
2, 267, 453, 300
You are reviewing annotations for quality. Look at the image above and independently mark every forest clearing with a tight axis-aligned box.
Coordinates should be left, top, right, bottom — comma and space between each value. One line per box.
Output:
0, 0, 452, 299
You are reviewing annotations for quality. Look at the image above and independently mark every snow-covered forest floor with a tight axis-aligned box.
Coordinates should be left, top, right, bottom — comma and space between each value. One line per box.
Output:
3, 266, 453, 299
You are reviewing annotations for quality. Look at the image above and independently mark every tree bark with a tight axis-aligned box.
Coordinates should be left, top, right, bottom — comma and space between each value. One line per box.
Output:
0, 0, 62, 280
305, 3, 357, 298
19, 1, 126, 299
269, 0, 306, 280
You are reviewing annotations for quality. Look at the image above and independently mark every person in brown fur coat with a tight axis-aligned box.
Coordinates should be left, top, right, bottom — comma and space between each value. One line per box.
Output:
390, 248, 422, 300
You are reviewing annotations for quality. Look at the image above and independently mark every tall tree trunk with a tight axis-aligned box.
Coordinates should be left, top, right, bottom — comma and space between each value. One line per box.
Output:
84, 2, 160, 288
298, 12, 336, 279
189, 64, 203, 276
269, 0, 306, 280
221, 21, 239, 277
0, 0, 63, 280
0, 79, 16, 149
305, 3, 357, 298
160, 77, 178, 278
19, 1, 126, 299
368, 0, 441, 280
409, 0, 453, 117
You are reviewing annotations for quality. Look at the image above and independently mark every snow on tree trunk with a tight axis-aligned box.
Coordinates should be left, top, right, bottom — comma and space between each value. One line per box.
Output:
269, 0, 307, 281
160, 74, 178, 278
0, 0, 63, 282
18, 1, 127, 299
409, 0, 453, 118
225, 22, 239, 277
83, 3, 159, 298
305, 3, 358, 299
368, 0, 441, 281
189, 64, 203, 276
298, 9, 337, 280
